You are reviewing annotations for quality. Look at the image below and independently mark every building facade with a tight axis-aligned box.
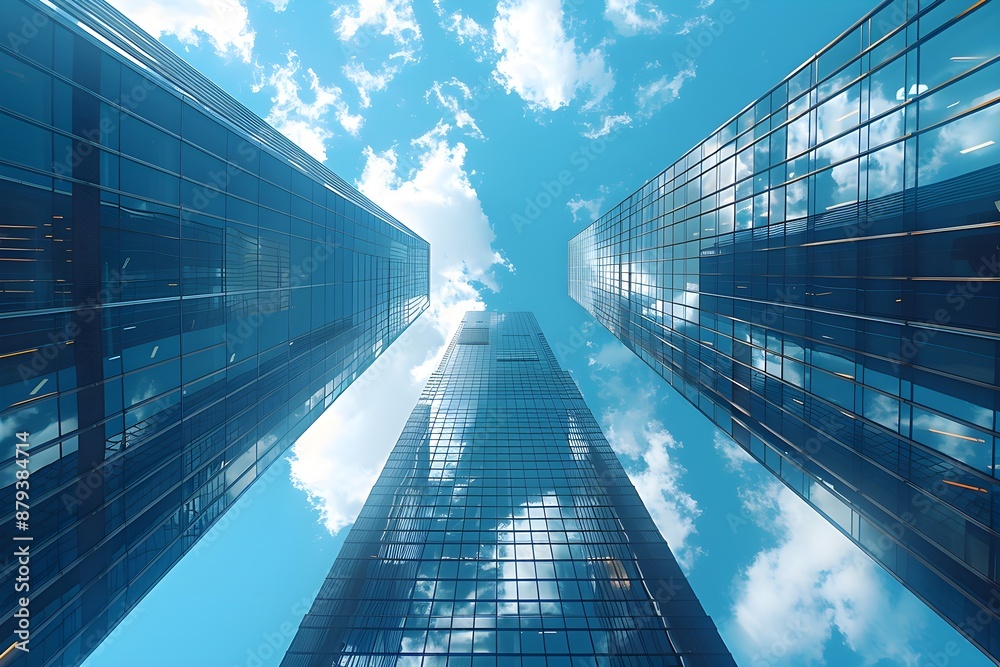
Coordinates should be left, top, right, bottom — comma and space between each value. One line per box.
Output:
0, 0, 429, 664
282, 312, 734, 667
569, 0, 1000, 660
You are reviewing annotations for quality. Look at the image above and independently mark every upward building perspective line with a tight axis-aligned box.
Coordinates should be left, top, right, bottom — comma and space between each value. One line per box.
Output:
570, 0, 1000, 662
282, 312, 735, 667
0, 0, 428, 664
0, 0, 998, 664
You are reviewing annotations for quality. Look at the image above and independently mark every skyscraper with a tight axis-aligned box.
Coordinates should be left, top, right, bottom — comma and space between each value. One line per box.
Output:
0, 0, 428, 664
569, 0, 999, 661
282, 312, 733, 667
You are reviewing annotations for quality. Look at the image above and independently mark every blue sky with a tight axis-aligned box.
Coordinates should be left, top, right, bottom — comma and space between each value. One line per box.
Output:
82, 1, 991, 666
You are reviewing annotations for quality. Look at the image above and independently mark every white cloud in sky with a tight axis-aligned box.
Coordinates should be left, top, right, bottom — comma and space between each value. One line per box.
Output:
343, 60, 403, 109
567, 192, 605, 224
426, 79, 485, 140
252, 51, 362, 162
582, 112, 632, 139
712, 430, 752, 472
264, 0, 290, 12
604, 0, 669, 35
731, 481, 927, 666
108, 0, 255, 63
332, 1, 422, 110
718, 438, 929, 666
675, 14, 711, 35
437, 5, 491, 60
290, 121, 511, 533
636, 62, 697, 118
589, 344, 702, 569
493, 0, 614, 112
333, 0, 422, 48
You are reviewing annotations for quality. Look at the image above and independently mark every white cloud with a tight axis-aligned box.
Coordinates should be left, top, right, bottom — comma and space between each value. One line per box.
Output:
712, 430, 752, 472
582, 112, 632, 139
567, 194, 604, 224
731, 481, 926, 666
590, 345, 702, 569
343, 60, 402, 109
426, 79, 485, 140
493, 0, 614, 112
604, 0, 669, 35
332, 1, 422, 109
439, 7, 491, 59
252, 51, 362, 162
676, 14, 711, 35
264, 0, 290, 11
107, 0, 255, 63
636, 63, 696, 118
290, 121, 511, 532
333, 0, 421, 51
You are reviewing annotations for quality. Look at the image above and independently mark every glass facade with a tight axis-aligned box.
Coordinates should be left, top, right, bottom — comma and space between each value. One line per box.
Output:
282, 312, 734, 667
0, 0, 429, 665
569, 0, 1000, 661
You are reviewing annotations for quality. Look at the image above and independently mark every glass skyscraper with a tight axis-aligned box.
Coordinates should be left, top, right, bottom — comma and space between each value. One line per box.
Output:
0, 0, 428, 664
282, 312, 734, 666
570, 0, 999, 661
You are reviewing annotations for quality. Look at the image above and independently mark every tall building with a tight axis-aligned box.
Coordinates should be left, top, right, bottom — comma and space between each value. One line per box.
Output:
570, 0, 1000, 661
0, 0, 428, 664
282, 312, 734, 666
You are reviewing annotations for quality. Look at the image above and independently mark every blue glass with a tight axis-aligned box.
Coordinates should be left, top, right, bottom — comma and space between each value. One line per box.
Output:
570, 0, 1000, 661
0, 0, 429, 664
283, 313, 735, 667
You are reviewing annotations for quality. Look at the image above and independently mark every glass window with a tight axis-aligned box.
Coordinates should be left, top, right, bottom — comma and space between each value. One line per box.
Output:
259, 180, 290, 213
870, 0, 908, 47
181, 219, 224, 296
817, 26, 862, 91
917, 60, 1000, 131
788, 64, 812, 103
181, 180, 225, 218
228, 166, 257, 202
119, 158, 179, 205
911, 407, 992, 472
0, 111, 50, 171
182, 102, 227, 157
120, 67, 180, 134
0, 0, 52, 67
99, 52, 120, 101
121, 114, 180, 172
917, 105, 1000, 187
0, 50, 51, 122
228, 131, 258, 173
259, 150, 291, 188
181, 142, 226, 187
867, 141, 905, 199
918, 0, 1000, 92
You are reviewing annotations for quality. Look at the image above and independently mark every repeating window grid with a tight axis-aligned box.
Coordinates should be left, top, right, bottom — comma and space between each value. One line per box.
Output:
568, 0, 1000, 659
284, 313, 732, 664
0, 0, 430, 663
